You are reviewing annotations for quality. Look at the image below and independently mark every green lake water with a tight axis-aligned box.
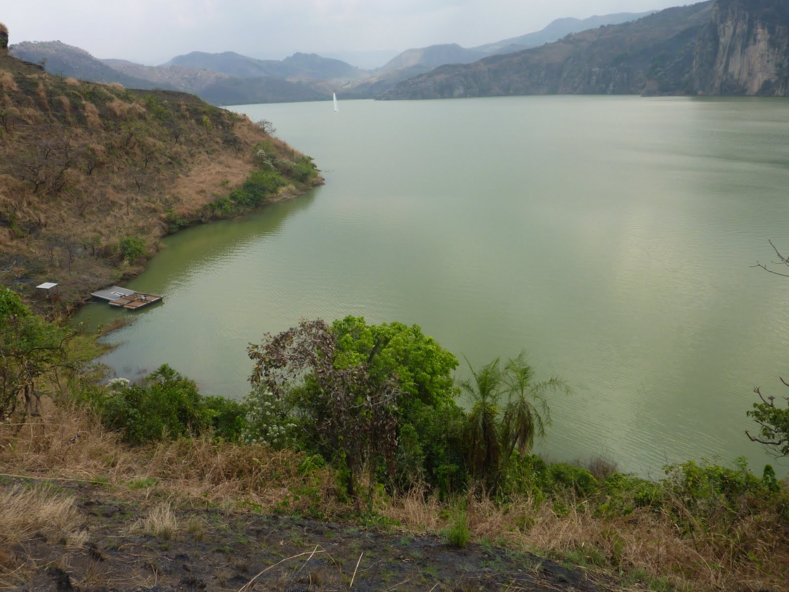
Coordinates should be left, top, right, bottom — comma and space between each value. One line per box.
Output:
72, 96, 789, 476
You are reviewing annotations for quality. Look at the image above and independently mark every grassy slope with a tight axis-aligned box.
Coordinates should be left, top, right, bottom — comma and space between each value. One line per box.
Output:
0, 52, 322, 311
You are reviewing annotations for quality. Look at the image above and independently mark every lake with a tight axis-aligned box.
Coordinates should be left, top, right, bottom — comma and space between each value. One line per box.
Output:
72, 96, 789, 477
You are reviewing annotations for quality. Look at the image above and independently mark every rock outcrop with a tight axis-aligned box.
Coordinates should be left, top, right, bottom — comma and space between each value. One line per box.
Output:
691, 0, 789, 95
381, 3, 715, 100
382, 0, 789, 100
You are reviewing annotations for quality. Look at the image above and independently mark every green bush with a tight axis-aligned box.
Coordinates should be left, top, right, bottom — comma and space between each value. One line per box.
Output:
547, 463, 597, 496
119, 236, 146, 262
99, 365, 212, 444
240, 169, 284, 205
203, 395, 248, 442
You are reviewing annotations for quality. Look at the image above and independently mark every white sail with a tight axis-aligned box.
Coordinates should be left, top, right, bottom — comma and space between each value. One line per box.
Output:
333, 93, 339, 113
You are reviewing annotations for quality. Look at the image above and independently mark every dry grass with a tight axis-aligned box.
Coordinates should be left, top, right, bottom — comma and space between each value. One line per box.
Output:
132, 503, 178, 540
382, 487, 789, 592
0, 71, 17, 92
1, 398, 786, 591
83, 101, 101, 128
0, 400, 335, 513
0, 485, 83, 548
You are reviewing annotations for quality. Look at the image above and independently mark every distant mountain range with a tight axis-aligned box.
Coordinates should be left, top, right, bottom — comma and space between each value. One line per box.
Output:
8, 9, 661, 105
381, 0, 789, 99
167, 51, 367, 81
11, 3, 785, 104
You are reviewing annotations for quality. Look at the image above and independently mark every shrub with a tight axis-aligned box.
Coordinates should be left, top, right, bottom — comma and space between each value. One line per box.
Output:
203, 395, 248, 442
241, 384, 296, 449
240, 169, 284, 205
547, 463, 597, 496
99, 364, 212, 444
119, 236, 146, 262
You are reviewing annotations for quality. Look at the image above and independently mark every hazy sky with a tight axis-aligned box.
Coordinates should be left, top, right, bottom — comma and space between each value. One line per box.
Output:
5, 0, 692, 67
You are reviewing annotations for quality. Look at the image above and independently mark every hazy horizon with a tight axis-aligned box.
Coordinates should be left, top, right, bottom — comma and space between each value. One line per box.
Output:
5, 0, 696, 68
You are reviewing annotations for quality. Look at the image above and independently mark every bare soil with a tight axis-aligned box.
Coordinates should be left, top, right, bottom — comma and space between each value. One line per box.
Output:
3, 479, 614, 592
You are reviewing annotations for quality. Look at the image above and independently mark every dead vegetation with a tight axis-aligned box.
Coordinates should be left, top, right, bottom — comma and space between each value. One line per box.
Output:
0, 51, 321, 313
1, 399, 787, 591
0, 485, 83, 549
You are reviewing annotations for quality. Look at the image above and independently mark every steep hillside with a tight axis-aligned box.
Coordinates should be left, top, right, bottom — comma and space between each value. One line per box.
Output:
473, 11, 658, 55
382, 3, 715, 99
692, 0, 789, 94
382, 0, 789, 100
10, 41, 167, 90
0, 48, 321, 309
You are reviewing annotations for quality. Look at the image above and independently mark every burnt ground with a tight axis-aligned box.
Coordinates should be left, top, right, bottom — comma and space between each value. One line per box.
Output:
2, 480, 620, 592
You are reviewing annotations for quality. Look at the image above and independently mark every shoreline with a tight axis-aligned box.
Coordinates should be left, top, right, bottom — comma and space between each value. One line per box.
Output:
41, 174, 325, 320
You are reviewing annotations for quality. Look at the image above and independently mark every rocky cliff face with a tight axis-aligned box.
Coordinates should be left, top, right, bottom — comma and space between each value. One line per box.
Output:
381, 3, 715, 100
382, 0, 789, 100
692, 0, 789, 95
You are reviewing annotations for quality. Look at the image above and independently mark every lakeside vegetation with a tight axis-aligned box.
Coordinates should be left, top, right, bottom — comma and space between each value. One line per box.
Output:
1, 290, 787, 591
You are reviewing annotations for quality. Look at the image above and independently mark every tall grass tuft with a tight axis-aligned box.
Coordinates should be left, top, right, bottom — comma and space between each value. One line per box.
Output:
443, 504, 471, 548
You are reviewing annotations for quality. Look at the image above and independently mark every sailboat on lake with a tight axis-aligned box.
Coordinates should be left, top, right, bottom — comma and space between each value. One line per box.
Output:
333, 93, 339, 113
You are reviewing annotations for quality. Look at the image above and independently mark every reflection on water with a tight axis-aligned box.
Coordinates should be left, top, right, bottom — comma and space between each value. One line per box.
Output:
73, 96, 789, 477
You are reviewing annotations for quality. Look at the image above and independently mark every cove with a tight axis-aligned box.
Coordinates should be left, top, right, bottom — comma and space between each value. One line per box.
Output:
72, 96, 789, 477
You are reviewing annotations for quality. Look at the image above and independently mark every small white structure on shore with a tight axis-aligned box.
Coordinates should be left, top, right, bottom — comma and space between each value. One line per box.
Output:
36, 282, 60, 301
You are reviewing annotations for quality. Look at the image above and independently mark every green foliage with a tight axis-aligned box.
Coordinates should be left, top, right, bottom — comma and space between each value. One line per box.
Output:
203, 395, 248, 442
0, 289, 73, 418
662, 457, 770, 515
163, 208, 188, 234
460, 354, 568, 494
443, 505, 471, 548
98, 364, 212, 444
241, 384, 296, 449
330, 316, 463, 490
747, 384, 789, 457
143, 95, 169, 121
119, 235, 146, 262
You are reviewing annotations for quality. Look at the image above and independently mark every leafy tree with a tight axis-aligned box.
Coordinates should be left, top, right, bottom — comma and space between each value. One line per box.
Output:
461, 357, 504, 490
0, 289, 73, 418
750, 240, 789, 456
746, 382, 789, 457
248, 319, 402, 498
500, 353, 569, 459
248, 316, 463, 496
119, 235, 146, 262
461, 354, 568, 493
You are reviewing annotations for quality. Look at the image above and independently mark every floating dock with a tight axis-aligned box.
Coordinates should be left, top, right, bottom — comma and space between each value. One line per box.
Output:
91, 286, 163, 310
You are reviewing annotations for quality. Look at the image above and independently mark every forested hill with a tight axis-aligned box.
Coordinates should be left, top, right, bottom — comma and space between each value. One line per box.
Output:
382, 0, 789, 99
0, 42, 321, 309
